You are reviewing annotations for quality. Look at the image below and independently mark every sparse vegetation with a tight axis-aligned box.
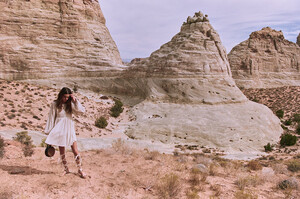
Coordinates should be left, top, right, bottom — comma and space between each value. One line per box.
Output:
40, 138, 47, 147
235, 175, 262, 190
275, 109, 284, 118
110, 99, 123, 117
247, 160, 262, 171
283, 119, 292, 126
264, 143, 274, 152
0, 135, 5, 158
293, 113, 300, 123
95, 116, 108, 128
287, 160, 300, 172
280, 133, 297, 147
156, 173, 182, 199
234, 190, 258, 199
13, 131, 34, 157
188, 168, 201, 187
296, 123, 300, 135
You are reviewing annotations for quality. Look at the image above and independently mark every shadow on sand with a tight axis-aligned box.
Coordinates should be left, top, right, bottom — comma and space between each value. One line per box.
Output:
0, 165, 54, 175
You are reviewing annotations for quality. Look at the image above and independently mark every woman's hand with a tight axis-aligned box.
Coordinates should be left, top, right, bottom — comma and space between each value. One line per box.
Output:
70, 94, 76, 103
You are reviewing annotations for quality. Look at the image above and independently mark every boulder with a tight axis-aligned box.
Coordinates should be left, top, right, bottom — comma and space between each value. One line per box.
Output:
228, 27, 300, 88
0, 0, 123, 80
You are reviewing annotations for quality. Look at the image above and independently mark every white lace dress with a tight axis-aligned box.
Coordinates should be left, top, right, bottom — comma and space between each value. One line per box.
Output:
44, 100, 85, 147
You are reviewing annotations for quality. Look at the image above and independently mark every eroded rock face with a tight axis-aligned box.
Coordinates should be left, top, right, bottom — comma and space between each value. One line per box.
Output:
21, 11, 282, 154
297, 33, 300, 46
130, 11, 231, 78
228, 27, 300, 88
123, 14, 282, 153
0, 0, 122, 80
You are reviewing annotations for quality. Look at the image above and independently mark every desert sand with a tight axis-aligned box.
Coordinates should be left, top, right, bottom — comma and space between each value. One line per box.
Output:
0, 79, 299, 199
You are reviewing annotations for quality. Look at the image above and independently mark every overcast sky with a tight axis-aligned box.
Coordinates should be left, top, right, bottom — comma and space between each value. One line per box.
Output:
98, 0, 300, 60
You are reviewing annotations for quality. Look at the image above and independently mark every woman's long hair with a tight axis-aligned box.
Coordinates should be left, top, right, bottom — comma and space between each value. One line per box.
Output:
56, 87, 73, 114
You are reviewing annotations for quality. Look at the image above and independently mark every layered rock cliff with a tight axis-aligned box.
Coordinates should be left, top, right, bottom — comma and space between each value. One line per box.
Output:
0, 0, 122, 80
228, 27, 300, 88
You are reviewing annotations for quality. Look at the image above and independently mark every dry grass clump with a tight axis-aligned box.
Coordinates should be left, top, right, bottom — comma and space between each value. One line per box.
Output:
234, 190, 258, 199
235, 175, 263, 190
286, 159, 300, 172
210, 184, 222, 197
247, 160, 262, 171
156, 173, 182, 199
144, 150, 160, 161
111, 138, 135, 155
13, 131, 34, 157
185, 188, 199, 199
0, 135, 5, 158
189, 168, 201, 187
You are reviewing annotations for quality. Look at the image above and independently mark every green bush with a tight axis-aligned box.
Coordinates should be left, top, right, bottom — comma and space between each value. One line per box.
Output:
95, 116, 108, 128
275, 110, 284, 118
293, 114, 300, 123
264, 143, 273, 152
13, 131, 34, 157
280, 134, 297, 147
110, 99, 124, 118
283, 120, 292, 126
0, 135, 5, 158
296, 124, 300, 135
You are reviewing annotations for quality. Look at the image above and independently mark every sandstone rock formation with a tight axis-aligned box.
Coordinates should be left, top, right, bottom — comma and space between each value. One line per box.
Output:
18, 11, 282, 154
297, 33, 300, 46
228, 27, 300, 88
0, 0, 122, 80
121, 13, 282, 153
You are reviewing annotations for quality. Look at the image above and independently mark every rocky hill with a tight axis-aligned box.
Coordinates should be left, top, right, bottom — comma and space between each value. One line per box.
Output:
0, 0, 122, 80
228, 27, 300, 88
120, 12, 282, 154
297, 33, 300, 46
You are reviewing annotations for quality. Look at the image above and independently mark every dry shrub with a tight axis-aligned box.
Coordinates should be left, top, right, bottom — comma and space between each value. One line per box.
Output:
272, 163, 288, 174
13, 131, 34, 157
286, 160, 300, 172
156, 173, 182, 199
186, 188, 199, 199
0, 136, 5, 158
111, 138, 134, 155
144, 150, 160, 160
194, 155, 212, 166
247, 160, 262, 171
235, 175, 263, 190
210, 184, 222, 197
209, 163, 219, 176
189, 168, 201, 187
234, 190, 258, 199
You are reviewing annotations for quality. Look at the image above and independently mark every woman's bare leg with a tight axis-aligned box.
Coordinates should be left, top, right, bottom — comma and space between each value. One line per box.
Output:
71, 141, 79, 157
71, 141, 86, 178
59, 146, 69, 174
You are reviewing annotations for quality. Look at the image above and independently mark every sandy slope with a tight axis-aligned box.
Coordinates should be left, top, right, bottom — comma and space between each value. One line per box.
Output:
0, 79, 130, 138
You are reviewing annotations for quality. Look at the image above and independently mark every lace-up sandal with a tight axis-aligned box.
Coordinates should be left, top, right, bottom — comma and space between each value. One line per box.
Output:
75, 154, 86, 178
61, 154, 70, 175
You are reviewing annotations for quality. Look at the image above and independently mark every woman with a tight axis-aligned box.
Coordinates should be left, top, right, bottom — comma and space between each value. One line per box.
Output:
44, 87, 86, 178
